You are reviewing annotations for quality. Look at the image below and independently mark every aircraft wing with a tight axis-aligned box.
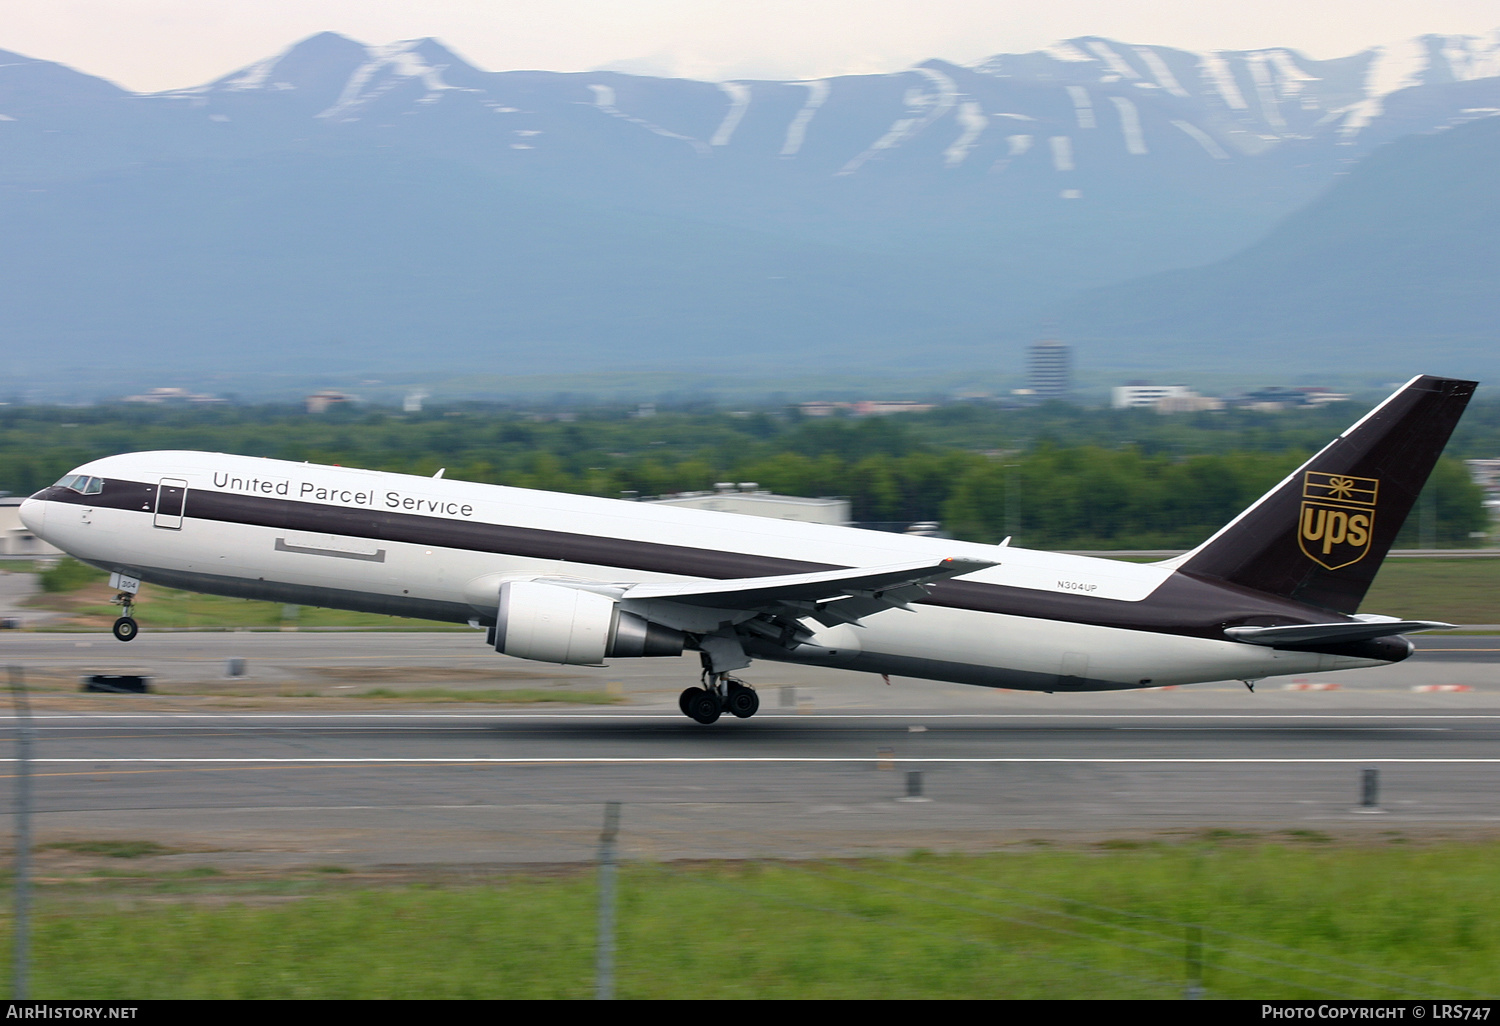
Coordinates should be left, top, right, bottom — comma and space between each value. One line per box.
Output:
1224, 619, 1455, 647
618, 556, 995, 628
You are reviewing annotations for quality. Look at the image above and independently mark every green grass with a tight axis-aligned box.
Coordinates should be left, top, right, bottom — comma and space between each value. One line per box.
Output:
24, 554, 1500, 632
41, 841, 177, 859
1111, 554, 1500, 625
29, 567, 460, 631
37, 557, 103, 593
3, 838, 1498, 998
65, 589, 460, 630
1362, 557, 1500, 625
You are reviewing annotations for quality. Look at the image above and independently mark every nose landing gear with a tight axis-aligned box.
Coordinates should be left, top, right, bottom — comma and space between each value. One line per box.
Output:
111, 592, 139, 642
678, 672, 759, 724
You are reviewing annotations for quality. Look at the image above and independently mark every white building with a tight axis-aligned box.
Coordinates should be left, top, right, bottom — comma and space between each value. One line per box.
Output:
0, 497, 60, 556
645, 483, 851, 526
1112, 385, 1191, 409
1155, 392, 1225, 414
798, 400, 935, 417
1112, 385, 1224, 413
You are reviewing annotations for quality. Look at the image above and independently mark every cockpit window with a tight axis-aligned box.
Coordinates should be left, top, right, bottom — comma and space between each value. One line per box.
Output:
52, 475, 103, 494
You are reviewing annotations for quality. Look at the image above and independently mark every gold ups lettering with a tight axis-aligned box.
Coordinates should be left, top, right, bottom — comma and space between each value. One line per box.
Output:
1299, 472, 1378, 570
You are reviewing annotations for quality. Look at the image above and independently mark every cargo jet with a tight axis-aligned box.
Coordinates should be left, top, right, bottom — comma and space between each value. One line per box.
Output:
18, 375, 1475, 723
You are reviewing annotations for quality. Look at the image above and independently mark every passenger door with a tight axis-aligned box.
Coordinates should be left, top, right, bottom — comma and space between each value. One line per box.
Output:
154, 478, 188, 530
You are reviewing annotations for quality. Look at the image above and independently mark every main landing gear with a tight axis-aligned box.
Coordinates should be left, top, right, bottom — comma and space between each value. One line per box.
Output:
112, 592, 139, 642
678, 671, 760, 724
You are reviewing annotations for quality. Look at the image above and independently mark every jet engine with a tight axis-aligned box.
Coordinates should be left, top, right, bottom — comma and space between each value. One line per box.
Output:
493, 580, 685, 665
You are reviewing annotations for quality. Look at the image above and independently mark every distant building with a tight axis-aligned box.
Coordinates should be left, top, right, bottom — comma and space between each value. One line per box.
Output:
121, 387, 223, 404
1232, 386, 1350, 410
644, 483, 851, 526
1155, 392, 1225, 414
1297, 387, 1351, 406
1112, 384, 1191, 409
306, 390, 350, 414
1026, 338, 1070, 400
1466, 459, 1500, 540
1112, 385, 1223, 413
403, 391, 428, 413
0, 497, 60, 556
1467, 459, 1500, 494
852, 400, 934, 416
797, 400, 934, 418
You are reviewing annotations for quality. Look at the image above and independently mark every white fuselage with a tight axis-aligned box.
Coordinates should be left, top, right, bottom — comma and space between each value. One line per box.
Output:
21, 451, 1391, 692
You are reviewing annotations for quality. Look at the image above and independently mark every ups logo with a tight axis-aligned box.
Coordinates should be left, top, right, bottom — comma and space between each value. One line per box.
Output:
1299, 472, 1378, 570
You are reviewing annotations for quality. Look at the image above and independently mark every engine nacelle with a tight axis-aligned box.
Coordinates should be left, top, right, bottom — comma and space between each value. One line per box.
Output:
493, 581, 685, 665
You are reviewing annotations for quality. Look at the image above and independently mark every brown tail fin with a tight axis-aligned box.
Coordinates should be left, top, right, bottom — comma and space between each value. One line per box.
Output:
1169, 375, 1477, 614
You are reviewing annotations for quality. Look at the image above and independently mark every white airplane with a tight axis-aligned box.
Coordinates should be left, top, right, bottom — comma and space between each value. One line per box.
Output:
18, 375, 1475, 723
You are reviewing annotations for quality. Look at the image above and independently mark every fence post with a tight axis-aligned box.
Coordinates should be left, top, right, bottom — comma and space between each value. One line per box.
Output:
1184, 924, 1203, 999
595, 801, 621, 1000
10, 666, 31, 1000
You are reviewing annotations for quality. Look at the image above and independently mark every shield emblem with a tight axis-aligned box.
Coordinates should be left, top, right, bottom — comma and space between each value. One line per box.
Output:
1298, 472, 1378, 570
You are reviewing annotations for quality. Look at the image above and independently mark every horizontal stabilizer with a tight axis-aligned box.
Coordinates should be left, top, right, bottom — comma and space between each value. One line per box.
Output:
1225, 619, 1454, 648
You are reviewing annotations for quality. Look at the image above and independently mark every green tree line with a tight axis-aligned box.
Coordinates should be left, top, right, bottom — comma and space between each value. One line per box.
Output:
0, 400, 1488, 548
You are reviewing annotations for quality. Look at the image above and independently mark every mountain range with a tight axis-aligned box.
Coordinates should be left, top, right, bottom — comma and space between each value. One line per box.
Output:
0, 30, 1497, 395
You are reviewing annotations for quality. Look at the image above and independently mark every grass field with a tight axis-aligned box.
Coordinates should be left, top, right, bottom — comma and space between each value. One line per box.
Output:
3, 834, 1497, 999
25, 561, 458, 631
18, 554, 1500, 630
23, 558, 1500, 630
1361, 558, 1500, 625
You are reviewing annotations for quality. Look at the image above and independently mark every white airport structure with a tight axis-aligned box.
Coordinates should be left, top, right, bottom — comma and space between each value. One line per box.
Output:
0, 497, 60, 556
646, 483, 851, 526
1111, 385, 1183, 408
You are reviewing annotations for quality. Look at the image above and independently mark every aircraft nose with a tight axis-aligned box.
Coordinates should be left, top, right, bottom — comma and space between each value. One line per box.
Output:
18, 496, 45, 533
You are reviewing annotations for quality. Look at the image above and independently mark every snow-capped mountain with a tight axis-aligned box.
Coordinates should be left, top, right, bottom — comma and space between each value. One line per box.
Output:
110, 30, 1500, 184
0, 30, 1496, 389
974, 33, 1500, 153
4, 30, 1495, 201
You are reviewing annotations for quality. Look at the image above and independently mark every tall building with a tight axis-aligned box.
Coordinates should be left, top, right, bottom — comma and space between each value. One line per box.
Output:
1026, 338, 1070, 400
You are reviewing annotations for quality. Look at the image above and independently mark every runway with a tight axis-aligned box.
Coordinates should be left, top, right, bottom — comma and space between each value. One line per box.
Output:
1, 632, 1498, 866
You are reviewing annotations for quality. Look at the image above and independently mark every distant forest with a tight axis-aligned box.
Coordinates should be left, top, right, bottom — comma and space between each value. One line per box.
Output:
1, 399, 1491, 550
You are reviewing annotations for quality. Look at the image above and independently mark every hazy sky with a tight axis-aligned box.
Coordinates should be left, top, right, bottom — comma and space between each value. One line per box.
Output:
3, 1, 1497, 92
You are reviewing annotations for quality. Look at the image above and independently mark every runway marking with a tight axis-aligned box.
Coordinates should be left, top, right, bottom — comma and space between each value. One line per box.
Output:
6, 757, 1500, 766
1112, 726, 1453, 731
4, 713, 1500, 723
0, 762, 511, 780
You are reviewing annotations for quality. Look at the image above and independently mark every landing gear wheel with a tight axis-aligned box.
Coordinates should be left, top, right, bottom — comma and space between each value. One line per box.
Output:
679, 687, 706, 716
112, 616, 138, 642
687, 690, 723, 725
726, 685, 759, 719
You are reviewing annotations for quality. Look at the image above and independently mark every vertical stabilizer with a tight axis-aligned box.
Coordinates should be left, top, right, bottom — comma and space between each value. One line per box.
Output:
1170, 375, 1477, 613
